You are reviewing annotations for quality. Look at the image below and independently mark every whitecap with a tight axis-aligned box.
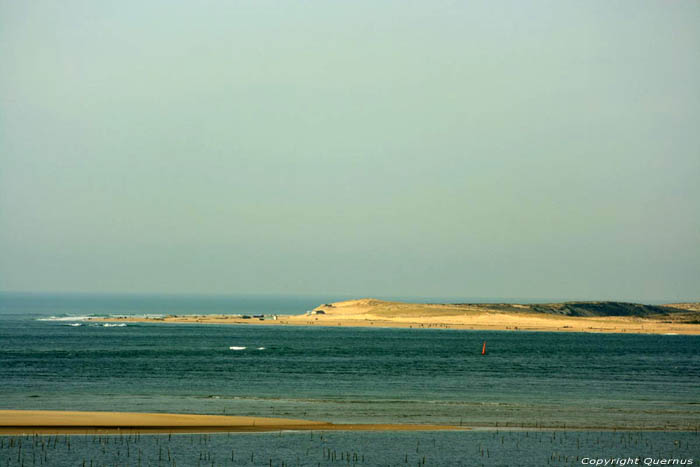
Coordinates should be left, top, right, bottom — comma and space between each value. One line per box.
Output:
37, 316, 92, 322
102, 323, 127, 327
256, 347, 266, 350
229, 346, 246, 350
65, 323, 82, 327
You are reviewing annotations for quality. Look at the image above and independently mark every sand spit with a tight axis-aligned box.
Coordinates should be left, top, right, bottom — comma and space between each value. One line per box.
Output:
86, 299, 700, 335
0, 411, 462, 435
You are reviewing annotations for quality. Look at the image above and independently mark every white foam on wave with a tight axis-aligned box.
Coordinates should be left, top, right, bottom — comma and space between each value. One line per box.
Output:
37, 316, 92, 322
102, 323, 127, 327
257, 347, 266, 350
65, 323, 82, 327
229, 346, 246, 350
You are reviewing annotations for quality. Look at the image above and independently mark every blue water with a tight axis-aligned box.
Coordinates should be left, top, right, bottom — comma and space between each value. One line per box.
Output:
1, 293, 699, 465
1, 293, 699, 430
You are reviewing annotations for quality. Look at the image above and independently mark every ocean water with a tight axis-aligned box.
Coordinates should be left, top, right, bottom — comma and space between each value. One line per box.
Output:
1, 293, 699, 465
1, 293, 699, 429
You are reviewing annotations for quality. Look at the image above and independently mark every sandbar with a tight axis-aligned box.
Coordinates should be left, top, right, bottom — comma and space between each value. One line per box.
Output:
0, 410, 463, 435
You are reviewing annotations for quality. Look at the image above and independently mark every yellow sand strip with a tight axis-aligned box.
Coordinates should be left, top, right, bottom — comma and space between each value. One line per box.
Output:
0, 411, 463, 434
88, 299, 700, 335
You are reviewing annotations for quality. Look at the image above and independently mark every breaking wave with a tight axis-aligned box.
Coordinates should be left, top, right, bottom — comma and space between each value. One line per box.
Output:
37, 316, 92, 322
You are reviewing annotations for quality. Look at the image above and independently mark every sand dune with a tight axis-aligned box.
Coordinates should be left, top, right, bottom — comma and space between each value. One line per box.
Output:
88, 299, 700, 335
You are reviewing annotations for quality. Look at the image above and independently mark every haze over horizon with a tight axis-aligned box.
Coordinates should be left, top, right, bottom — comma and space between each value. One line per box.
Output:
1, 1, 699, 302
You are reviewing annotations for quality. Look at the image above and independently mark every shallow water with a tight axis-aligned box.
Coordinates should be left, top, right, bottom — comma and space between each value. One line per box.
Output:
1, 431, 698, 466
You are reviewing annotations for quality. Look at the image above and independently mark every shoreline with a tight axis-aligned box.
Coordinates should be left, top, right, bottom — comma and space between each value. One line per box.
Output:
0, 411, 463, 435
85, 299, 700, 335
1, 411, 696, 435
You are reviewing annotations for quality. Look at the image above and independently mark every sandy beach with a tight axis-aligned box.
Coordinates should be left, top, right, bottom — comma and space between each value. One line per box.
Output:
0, 411, 463, 435
89, 299, 700, 335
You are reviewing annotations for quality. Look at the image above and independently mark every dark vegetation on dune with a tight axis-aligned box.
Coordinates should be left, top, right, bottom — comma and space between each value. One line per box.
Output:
450, 301, 700, 320
528, 302, 672, 317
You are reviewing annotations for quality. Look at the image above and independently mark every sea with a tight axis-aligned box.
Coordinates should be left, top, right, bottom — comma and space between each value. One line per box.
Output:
1, 293, 698, 466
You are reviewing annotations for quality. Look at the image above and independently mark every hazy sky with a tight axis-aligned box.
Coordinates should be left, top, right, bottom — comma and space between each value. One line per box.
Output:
1, 1, 699, 301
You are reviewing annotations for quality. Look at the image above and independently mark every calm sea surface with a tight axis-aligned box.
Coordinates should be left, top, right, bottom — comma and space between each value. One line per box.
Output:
1, 293, 699, 465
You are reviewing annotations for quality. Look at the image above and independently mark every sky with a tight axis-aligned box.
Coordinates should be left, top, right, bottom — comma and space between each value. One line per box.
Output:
1, 1, 699, 302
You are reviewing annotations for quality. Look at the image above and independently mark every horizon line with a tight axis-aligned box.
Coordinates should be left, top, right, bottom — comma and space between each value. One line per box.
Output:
0, 290, 697, 305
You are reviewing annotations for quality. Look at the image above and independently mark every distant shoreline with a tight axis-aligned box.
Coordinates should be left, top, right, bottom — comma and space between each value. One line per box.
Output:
87, 299, 700, 335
